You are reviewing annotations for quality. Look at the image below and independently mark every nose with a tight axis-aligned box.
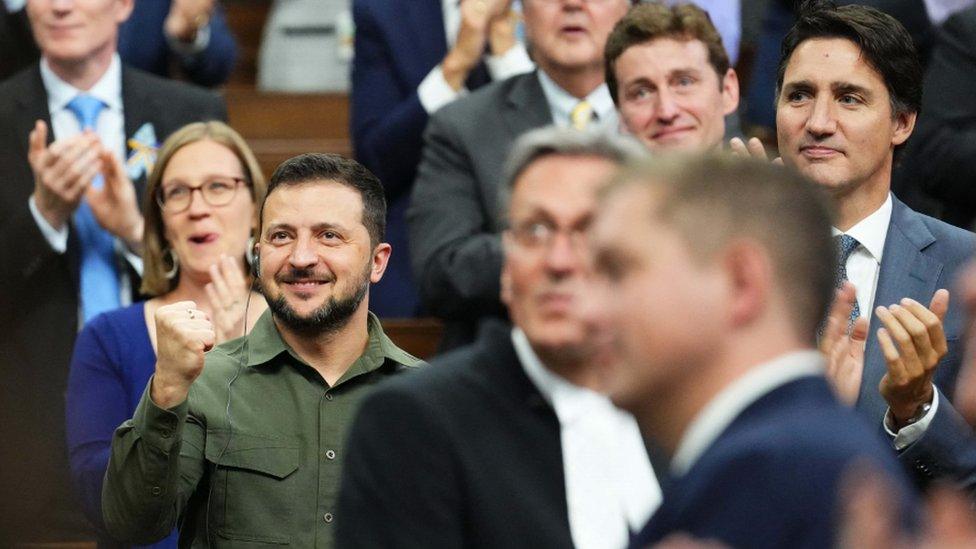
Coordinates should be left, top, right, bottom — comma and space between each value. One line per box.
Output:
186, 188, 212, 217
288, 233, 318, 269
544, 231, 582, 278
656, 88, 680, 123
805, 96, 837, 137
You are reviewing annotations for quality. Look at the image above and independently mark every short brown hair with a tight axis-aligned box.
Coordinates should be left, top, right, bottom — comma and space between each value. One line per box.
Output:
605, 2, 730, 104
606, 155, 836, 341
141, 121, 267, 296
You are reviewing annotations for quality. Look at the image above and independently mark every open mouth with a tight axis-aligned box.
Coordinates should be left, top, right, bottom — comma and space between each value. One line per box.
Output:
188, 233, 219, 245
560, 25, 588, 37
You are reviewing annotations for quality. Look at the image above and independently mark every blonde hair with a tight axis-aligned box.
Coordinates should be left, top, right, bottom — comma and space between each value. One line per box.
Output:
140, 121, 267, 296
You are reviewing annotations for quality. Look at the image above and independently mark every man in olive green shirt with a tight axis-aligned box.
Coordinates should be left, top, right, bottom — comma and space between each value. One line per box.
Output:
102, 153, 423, 547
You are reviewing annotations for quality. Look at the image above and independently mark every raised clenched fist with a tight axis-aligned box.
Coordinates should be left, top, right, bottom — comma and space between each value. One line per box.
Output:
151, 300, 216, 409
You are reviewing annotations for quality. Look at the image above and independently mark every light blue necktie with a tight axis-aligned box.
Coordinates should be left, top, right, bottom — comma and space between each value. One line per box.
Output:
835, 234, 862, 325
66, 94, 120, 322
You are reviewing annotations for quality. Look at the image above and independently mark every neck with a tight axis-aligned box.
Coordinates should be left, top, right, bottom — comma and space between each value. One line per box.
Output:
831, 168, 892, 232
637, 326, 807, 458
535, 344, 606, 392
44, 46, 115, 91
275, 304, 371, 386
538, 62, 604, 100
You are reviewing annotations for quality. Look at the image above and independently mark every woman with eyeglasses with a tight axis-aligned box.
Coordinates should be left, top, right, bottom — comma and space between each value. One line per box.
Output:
65, 121, 268, 547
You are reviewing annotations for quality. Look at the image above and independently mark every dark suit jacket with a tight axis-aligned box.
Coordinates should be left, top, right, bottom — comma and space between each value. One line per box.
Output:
408, 71, 553, 349
634, 376, 917, 549
352, 0, 490, 317
118, 0, 238, 87
894, 6, 976, 227
0, 64, 225, 544
0, 3, 39, 81
337, 321, 574, 548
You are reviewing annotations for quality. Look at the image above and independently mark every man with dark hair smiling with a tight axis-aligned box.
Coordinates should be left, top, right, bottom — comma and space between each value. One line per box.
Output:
773, 1, 976, 486
102, 153, 423, 547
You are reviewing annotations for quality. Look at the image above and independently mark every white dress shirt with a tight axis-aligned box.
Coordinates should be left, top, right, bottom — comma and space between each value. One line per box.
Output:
671, 351, 825, 476
832, 193, 891, 318
417, 0, 534, 113
29, 55, 140, 307
536, 69, 618, 132
513, 328, 661, 549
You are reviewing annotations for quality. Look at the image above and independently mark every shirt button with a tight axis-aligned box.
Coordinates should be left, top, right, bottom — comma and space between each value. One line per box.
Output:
151, 486, 162, 496
323, 513, 334, 523
325, 393, 334, 401
325, 450, 336, 460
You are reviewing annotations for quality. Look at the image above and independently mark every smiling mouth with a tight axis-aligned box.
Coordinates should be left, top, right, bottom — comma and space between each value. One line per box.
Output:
653, 127, 695, 140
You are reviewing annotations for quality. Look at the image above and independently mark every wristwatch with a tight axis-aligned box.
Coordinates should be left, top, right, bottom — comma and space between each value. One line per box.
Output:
902, 401, 933, 427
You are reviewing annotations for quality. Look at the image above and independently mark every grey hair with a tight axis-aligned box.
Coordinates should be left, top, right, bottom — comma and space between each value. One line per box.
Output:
499, 126, 647, 223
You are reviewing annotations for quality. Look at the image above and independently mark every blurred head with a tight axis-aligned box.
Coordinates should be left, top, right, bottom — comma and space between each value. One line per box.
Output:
588, 156, 835, 414
776, 2, 920, 199
501, 127, 644, 364
142, 122, 266, 296
256, 154, 390, 336
523, 0, 631, 80
606, 2, 737, 152
27, 0, 132, 68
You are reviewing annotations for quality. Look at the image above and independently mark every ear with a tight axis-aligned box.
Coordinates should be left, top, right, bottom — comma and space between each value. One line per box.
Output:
891, 110, 917, 147
500, 231, 514, 307
114, 0, 135, 24
722, 240, 769, 328
369, 242, 392, 283
721, 68, 740, 117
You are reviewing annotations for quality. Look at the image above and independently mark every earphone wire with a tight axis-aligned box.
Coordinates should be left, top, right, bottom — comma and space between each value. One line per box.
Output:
204, 282, 253, 545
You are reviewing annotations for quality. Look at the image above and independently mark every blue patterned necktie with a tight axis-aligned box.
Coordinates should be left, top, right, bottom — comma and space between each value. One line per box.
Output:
835, 234, 862, 324
66, 94, 120, 322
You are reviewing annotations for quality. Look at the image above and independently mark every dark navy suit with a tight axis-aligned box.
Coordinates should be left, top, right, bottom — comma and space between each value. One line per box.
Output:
351, 0, 490, 317
633, 376, 917, 549
118, 0, 238, 87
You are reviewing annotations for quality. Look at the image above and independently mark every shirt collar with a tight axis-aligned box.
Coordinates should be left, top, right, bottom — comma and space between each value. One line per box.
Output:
670, 350, 825, 477
832, 193, 892, 263
512, 327, 611, 424
536, 69, 616, 128
244, 309, 407, 384
40, 53, 123, 113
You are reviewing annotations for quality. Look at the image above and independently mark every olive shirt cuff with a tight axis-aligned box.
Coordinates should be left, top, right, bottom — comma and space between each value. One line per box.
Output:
132, 375, 189, 454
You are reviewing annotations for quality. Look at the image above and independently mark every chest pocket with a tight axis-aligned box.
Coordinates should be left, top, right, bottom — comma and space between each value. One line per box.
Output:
205, 431, 301, 545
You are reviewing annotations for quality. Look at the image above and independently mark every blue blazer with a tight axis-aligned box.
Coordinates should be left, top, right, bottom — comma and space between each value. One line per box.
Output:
118, 0, 237, 87
633, 377, 917, 549
853, 197, 975, 482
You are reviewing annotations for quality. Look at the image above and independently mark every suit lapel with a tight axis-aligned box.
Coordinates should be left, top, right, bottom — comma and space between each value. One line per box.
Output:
14, 67, 54, 155
502, 71, 555, 139
859, 198, 942, 418
121, 66, 156, 160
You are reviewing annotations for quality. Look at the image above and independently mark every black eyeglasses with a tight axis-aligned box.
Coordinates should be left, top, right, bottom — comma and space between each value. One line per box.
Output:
156, 177, 248, 213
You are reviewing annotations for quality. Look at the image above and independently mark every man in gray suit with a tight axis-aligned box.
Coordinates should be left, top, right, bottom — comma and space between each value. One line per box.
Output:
777, 3, 975, 487
408, 0, 631, 350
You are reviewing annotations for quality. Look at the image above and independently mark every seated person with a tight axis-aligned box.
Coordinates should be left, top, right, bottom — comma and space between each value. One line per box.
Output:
65, 121, 268, 546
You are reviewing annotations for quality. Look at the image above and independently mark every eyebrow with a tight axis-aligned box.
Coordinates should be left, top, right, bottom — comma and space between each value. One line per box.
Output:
782, 79, 874, 99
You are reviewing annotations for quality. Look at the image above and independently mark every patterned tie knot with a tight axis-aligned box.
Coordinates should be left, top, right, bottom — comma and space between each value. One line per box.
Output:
570, 100, 593, 131
837, 234, 860, 262
66, 94, 106, 131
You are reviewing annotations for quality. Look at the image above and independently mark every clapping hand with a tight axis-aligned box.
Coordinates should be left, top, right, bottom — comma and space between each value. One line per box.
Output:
205, 254, 252, 343
821, 282, 869, 406
85, 146, 144, 252
28, 120, 101, 231
729, 137, 783, 165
